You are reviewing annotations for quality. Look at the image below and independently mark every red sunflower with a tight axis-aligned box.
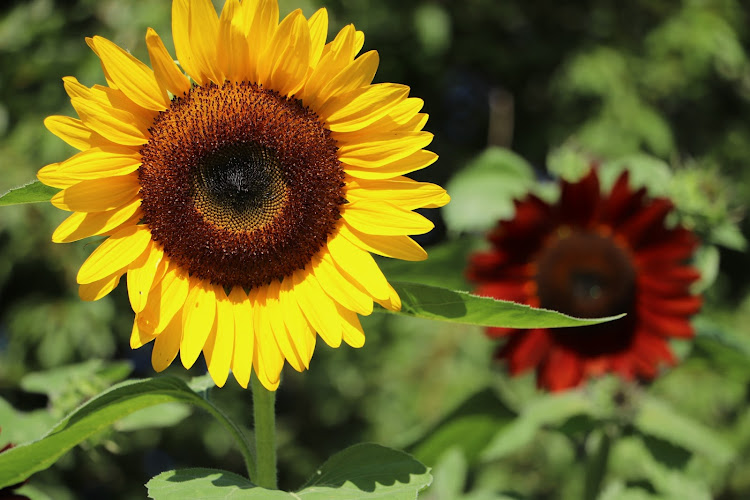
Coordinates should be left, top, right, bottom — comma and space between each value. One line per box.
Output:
467, 169, 702, 391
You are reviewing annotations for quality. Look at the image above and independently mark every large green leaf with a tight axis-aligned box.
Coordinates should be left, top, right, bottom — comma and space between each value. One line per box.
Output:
0, 377, 253, 489
0, 180, 58, 206
634, 397, 734, 464
148, 444, 431, 499
386, 282, 625, 328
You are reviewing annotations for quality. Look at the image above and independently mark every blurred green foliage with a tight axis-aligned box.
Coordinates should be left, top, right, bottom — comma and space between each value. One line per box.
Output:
2, 0, 750, 499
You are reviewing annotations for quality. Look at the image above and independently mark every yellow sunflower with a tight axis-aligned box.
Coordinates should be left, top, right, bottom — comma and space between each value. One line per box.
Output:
38, 0, 448, 391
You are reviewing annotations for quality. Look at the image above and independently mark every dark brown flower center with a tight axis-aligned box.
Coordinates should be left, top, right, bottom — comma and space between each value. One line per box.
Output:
139, 82, 344, 289
535, 229, 637, 354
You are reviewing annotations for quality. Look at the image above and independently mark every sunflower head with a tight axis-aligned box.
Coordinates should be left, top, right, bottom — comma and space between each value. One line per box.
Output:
38, 0, 449, 391
467, 168, 701, 391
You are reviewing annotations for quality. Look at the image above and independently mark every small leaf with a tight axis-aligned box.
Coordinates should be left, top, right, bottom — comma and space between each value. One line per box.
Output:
443, 147, 535, 234
634, 397, 734, 464
0, 377, 252, 489
299, 443, 432, 499
481, 392, 594, 461
147, 469, 288, 499
409, 389, 515, 465
384, 282, 625, 328
0, 180, 59, 206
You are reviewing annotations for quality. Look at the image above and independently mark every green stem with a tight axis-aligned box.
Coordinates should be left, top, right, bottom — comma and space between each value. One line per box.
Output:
251, 373, 278, 489
583, 428, 611, 500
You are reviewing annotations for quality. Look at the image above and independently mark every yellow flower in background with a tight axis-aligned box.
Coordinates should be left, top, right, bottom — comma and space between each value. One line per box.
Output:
38, 0, 448, 390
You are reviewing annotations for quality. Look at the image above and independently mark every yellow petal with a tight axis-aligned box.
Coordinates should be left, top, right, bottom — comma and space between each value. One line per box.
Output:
334, 302, 366, 348
39, 147, 141, 186
79, 272, 122, 301
246, 0, 280, 82
320, 84, 410, 131
88, 36, 169, 111
77, 224, 152, 284
204, 288, 235, 388
325, 231, 391, 301
342, 200, 434, 236
70, 96, 149, 147
260, 10, 310, 96
339, 223, 427, 262
44, 116, 109, 151
51, 174, 140, 212
278, 276, 316, 368
171, 0, 203, 84
315, 51, 379, 109
217, 0, 248, 82
127, 241, 165, 314
345, 176, 450, 210
338, 131, 433, 168
181, 279, 217, 369
375, 281, 402, 312
311, 253, 373, 315
131, 319, 157, 349
230, 286, 254, 388
307, 8, 328, 70
253, 283, 286, 384
293, 269, 343, 348
344, 149, 438, 179
146, 28, 191, 97
59, 201, 139, 243
137, 263, 190, 335
300, 24, 357, 106
334, 98, 425, 142
265, 279, 306, 372
152, 311, 183, 372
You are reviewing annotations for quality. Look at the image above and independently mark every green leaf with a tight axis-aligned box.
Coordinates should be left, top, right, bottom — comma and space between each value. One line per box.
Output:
299, 443, 432, 499
384, 282, 626, 328
409, 389, 515, 466
481, 392, 594, 461
0, 377, 253, 489
147, 469, 288, 499
0, 180, 59, 206
443, 147, 535, 234
634, 397, 734, 464
149, 445, 431, 500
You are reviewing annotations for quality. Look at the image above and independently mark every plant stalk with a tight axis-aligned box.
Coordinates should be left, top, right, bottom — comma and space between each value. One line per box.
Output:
251, 373, 278, 489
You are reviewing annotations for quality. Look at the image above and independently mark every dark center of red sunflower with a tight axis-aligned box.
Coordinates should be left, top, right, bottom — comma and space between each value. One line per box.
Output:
138, 82, 344, 290
535, 229, 637, 354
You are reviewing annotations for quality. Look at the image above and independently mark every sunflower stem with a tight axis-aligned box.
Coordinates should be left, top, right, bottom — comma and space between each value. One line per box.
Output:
251, 373, 278, 489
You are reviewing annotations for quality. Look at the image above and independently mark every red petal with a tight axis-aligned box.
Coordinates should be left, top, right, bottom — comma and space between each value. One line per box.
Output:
602, 172, 648, 228
538, 347, 584, 391
635, 228, 698, 265
501, 329, 551, 374
559, 169, 601, 227
617, 199, 674, 248
637, 306, 695, 338
640, 295, 702, 316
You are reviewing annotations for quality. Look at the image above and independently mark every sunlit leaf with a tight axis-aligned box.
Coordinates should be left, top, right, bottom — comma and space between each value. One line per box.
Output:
148, 444, 431, 499
0, 180, 59, 206
0, 377, 252, 489
384, 282, 626, 328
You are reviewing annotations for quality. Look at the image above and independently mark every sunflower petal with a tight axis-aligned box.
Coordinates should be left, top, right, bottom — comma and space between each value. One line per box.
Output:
131, 320, 157, 349
279, 275, 316, 368
51, 174, 140, 212
253, 284, 285, 385
315, 51, 379, 109
307, 8, 328, 69
339, 223, 427, 261
70, 96, 148, 146
261, 9, 310, 96
246, 0, 280, 83
342, 200, 434, 236
39, 147, 141, 186
52, 198, 141, 243
217, 0, 249, 82
344, 149, 438, 179
321, 83, 410, 131
152, 312, 183, 372
181, 279, 218, 369
230, 286, 254, 388
345, 176, 449, 210
338, 131, 434, 168
334, 302, 366, 348
77, 224, 152, 284
44, 116, 109, 151
311, 253, 373, 315
79, 272, 121, 301
146, 28, 191, 97
127, 241, 165, 314
88, 36, 169, 111
204, 288, 235, 387
325, 232, 391, 301
138, 263, 191, 335
265, 278, 305, 372
293, 269, 343, 348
